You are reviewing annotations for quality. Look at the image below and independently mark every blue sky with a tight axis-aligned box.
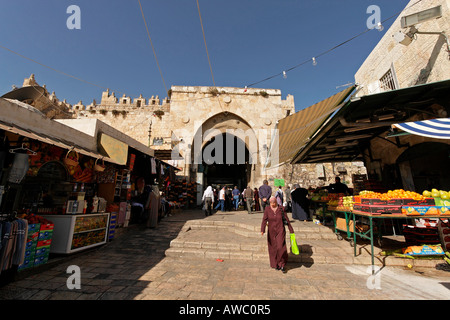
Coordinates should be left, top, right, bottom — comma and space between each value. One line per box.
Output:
0, 0, 409, 111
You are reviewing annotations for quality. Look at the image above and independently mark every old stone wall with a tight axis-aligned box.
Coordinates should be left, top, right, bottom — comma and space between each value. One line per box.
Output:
274, 162, 367, 190
71, 85, 371, 194
355, 0, 450, 96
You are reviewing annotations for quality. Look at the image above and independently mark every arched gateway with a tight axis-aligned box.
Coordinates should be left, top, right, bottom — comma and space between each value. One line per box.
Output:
71, 84, 295, 205
190, 112, 257, 191
167, 86, 294, 204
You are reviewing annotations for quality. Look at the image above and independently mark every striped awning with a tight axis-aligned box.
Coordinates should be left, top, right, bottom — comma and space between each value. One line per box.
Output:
265, 86, 355, 168
394, 118, 450, 139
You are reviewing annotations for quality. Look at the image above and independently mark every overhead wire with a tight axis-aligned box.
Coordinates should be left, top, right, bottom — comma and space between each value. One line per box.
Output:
245, 0, 425, 89
196, 0, 224, 111
138, 0, 168, 95
196, 0, 216, 87
0, 44, 124, 95
0, 0, 425, 104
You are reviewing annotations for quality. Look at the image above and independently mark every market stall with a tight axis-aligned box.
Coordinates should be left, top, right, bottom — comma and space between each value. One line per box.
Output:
326, 189, 449, 270
0, 98, 165, 287
266, 79, 450, 268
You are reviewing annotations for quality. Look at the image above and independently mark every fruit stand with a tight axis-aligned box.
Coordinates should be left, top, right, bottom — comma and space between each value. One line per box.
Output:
326, 189, 450, 270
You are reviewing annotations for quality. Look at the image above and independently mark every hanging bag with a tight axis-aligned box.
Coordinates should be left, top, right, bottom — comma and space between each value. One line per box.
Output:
290, 233, 300, 255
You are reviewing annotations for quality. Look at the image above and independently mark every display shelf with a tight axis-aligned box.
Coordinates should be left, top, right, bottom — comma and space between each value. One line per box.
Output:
40, 213, 110, 254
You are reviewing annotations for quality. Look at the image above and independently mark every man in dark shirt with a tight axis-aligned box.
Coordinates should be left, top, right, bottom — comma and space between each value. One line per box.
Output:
225, 187, 232, 211
329, 177, 352, 195
259, 180, 272, 212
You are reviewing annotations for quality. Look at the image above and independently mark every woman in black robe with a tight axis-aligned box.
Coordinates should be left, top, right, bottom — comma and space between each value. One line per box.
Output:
253, 188, 260, 211
261, 197, 294, 273
291, 184, 310, 221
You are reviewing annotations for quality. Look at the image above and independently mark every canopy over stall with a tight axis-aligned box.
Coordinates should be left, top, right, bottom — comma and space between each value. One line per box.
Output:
265, 85, 356, 168
289, 79, 450, 164
393, 118, 450, 139
0, 98, 155, 165
55, 118, 155, 164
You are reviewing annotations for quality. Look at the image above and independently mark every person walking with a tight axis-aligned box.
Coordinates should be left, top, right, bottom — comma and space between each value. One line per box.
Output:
225, 187, 232, 211
275, 186, 283, 207
232, 186, 240, 211
130, 177, 150, 223
261, 196, 294, 273
243, 186, 254, 214
253, 188, 260, 211
214, 186, 226, 212
284, 185, 292, 212
259, 180, 272, 212
202, 186, 214, 216
291, 184, 310, 221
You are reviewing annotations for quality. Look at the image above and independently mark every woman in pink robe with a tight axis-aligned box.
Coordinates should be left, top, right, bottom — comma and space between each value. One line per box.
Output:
261, 197, 294, 273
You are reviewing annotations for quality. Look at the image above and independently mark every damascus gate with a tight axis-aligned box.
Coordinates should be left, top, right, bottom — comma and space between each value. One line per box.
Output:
71, 84, 296, 203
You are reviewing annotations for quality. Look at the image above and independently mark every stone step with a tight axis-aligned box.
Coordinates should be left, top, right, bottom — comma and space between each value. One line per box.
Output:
165, 242, 443, 268
182, 219, 337, 240
166, 223, 445, 268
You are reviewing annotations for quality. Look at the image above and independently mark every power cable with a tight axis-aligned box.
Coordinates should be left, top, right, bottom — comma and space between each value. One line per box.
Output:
138, 0, 168, 95
196, 0, 224, 111
196, 0, 216, 87
0, 44, 124, 95
245, 0, 424, 88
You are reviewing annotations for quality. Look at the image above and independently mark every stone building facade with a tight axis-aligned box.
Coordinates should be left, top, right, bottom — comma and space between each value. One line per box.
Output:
355, 0, 450, 96
11, 74, 367, 203
72, 86, 295, 188
353, 0, 450, 192
70, 84, 366, 201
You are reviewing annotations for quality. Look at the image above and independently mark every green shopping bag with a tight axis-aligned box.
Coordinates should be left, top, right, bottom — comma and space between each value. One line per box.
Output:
290, 233, 299, 255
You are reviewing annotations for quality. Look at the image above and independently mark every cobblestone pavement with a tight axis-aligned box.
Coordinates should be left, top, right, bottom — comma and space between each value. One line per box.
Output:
1, 210, 450, 301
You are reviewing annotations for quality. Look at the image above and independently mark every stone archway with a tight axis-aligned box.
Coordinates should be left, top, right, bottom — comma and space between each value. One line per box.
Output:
190, 112, 261, 203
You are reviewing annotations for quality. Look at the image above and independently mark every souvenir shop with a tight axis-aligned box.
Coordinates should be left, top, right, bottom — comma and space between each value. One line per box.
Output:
0, 99, 176, 285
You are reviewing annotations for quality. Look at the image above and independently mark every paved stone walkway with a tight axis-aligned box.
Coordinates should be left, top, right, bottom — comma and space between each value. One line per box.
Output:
1, 210, 450, 301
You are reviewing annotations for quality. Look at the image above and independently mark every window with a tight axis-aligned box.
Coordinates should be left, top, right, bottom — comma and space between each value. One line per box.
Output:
379, 69, 397, 92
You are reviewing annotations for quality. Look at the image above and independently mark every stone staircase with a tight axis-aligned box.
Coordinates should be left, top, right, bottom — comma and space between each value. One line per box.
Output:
164, 212, 445, 268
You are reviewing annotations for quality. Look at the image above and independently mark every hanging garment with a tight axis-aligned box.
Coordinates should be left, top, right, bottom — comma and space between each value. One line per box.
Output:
151, 158, 157, 174
0, 219, 28, 274
13, 219, 27, 266
8, 153, 29, 184
146, 191, 160, 228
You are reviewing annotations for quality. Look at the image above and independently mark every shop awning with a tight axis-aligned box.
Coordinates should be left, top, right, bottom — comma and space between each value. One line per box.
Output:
0, 119, 122, 165
55, 118, 155, 160
291, 79, 450, 164
265, 86, 356, 168
393, 118, 450, 139
1, 85, 46, 102
98, 133, 129, 165
0, 98, 123, 164
154, 149, 184, 161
